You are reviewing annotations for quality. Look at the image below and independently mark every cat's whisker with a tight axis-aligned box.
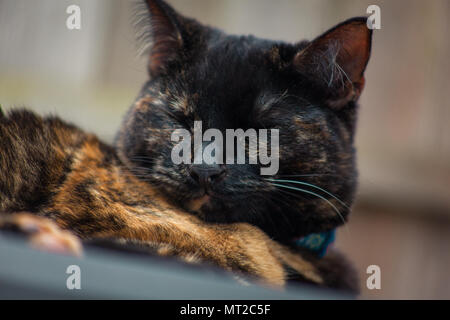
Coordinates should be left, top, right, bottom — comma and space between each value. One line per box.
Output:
269, 182, 346, 225
269, 186, 350, 236
275, 174, 337, 178
265, 178, 349, 209
130, 157, 155, 163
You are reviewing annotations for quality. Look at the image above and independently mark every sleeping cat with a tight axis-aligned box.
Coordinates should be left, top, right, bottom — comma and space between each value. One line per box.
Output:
0, 0, 372, 292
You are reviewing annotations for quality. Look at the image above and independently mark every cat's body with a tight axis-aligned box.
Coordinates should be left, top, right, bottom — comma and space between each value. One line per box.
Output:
0, 109, 356, 290
0, 0, 372, 293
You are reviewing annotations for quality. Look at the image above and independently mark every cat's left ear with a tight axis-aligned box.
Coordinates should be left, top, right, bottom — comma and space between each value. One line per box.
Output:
293, 17, 372, 109
142, 0, 189, 77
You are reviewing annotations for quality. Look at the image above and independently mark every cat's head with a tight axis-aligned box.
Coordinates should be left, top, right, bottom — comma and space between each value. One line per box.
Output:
116, 0, 372, 242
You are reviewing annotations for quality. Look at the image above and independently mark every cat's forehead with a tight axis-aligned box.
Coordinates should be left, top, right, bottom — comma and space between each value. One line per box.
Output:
173, 37, 289, 103
195, 36, 274, 78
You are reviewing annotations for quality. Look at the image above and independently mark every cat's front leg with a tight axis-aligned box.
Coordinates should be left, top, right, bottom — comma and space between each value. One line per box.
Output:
78, 209, 324, 287
0, 211, 323, 288
0, 213, 83, 256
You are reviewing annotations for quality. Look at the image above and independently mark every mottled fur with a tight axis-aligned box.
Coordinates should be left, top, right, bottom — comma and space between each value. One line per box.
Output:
0, 0, 372, 293
0, 109, 356, 289
116, 1, 372, 243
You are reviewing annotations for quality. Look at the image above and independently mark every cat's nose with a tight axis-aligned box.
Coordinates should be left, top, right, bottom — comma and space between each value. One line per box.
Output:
189, 164, 227, 189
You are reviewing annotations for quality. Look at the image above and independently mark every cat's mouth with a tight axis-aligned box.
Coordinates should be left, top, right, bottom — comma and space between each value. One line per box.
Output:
184, 184, 233, 213
186, 194, 211, 212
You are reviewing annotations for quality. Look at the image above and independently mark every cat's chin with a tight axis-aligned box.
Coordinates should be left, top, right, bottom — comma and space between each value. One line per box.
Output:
184, 193, 233, 222
186, 194, 211, 212
182, 187, 229, 215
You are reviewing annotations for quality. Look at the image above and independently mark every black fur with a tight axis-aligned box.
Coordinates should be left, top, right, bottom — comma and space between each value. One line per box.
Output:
116, 0, 372, 244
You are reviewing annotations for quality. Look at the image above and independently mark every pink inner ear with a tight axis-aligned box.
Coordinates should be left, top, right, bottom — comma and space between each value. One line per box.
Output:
325, 22, 372, 84
293, 18, 372, 107
295, 18, 372, 86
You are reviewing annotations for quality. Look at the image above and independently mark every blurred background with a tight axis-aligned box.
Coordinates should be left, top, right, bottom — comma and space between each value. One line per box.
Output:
0, 0, 449, 299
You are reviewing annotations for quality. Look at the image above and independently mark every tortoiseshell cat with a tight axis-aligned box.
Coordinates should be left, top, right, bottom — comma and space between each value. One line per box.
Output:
0, 0, 372, 293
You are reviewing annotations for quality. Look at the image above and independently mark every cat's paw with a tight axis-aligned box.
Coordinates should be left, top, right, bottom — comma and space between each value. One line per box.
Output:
0, 213, 82, 256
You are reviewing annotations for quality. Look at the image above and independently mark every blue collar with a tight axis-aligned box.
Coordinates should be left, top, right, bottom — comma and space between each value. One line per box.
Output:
293, 229, 336, 258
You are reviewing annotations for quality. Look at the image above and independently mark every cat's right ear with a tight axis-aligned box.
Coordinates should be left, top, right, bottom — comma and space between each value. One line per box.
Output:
141, 0, 185, 77
293, 17, 372, 109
